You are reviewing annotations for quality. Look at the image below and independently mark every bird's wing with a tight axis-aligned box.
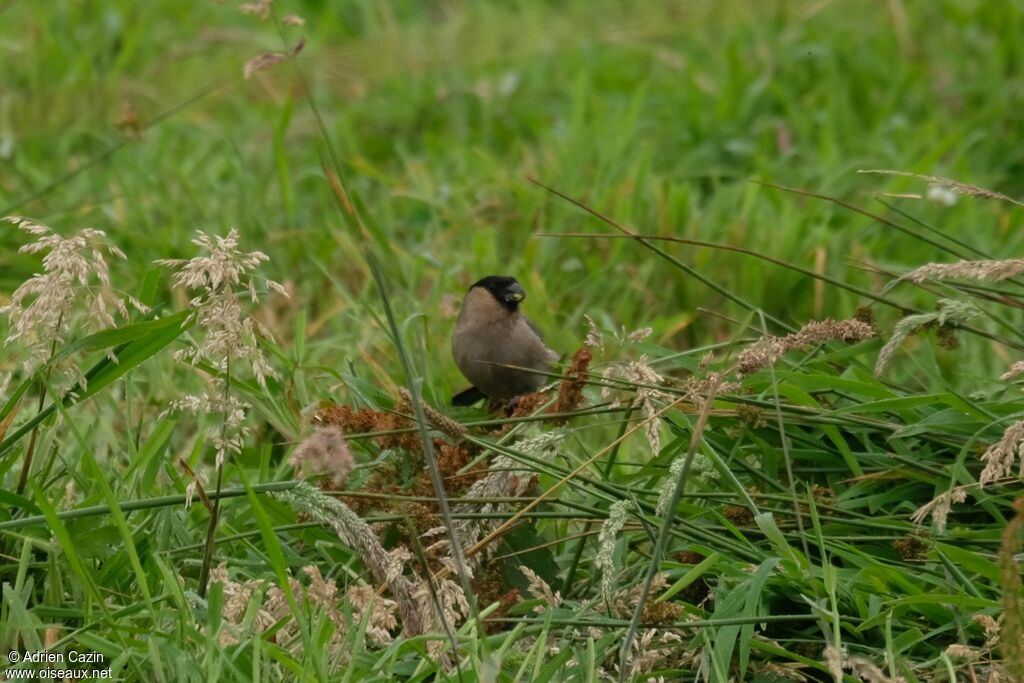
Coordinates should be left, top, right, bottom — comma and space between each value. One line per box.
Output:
522, 316, 560, 363
524, 315, 547, 341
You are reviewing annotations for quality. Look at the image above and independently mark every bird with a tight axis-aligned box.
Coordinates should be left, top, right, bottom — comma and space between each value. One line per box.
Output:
451, 275, 558, 406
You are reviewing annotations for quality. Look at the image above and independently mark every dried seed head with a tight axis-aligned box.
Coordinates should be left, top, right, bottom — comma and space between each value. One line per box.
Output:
520, 565, 561, 611
910, 486, 968, 533
238, 0, 273, 20
1002, 361, 1024, 382
979, 420, 1024, 487
291, 425, 354, 488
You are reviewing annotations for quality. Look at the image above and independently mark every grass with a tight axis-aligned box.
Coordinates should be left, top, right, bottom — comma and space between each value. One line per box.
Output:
2, 0, 1024, 680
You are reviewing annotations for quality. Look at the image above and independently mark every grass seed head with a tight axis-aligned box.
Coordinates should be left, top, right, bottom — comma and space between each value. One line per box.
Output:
2, 216, 144, 384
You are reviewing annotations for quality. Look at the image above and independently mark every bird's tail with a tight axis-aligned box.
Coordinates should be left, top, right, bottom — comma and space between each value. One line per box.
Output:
451, 386, 487, 406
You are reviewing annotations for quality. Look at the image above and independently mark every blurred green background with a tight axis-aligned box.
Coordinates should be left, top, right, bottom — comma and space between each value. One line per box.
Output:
2, 4, 1024, 679
2, 0, 1023, 398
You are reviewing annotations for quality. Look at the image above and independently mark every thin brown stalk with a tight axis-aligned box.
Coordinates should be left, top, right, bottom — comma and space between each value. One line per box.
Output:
198, 355, 232, 597
858, 169, 1024, 207
538, 232, 901, 311
16, 322, 60, 496
528, 178, 792, 331
177, 458, 214, 513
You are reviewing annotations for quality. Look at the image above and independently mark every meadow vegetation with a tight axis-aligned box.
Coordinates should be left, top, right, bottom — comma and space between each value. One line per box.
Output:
1, 1, 1024, 680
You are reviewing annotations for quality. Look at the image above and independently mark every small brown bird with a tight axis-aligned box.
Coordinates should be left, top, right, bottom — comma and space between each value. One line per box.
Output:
451, 275, 558, 406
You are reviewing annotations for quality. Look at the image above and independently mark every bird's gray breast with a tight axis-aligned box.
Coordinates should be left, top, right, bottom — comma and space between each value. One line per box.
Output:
452, 315, 553, 398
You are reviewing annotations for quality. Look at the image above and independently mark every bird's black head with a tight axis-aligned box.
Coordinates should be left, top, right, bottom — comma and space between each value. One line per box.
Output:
470, 275, 526, 311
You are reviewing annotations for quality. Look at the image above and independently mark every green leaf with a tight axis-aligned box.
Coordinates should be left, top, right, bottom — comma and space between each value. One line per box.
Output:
499, 524, 560, 591
755, 512, 806, 574
739, 558, 779, 678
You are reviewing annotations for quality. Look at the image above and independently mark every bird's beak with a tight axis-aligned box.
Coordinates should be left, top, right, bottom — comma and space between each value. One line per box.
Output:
505, 283, 526, 303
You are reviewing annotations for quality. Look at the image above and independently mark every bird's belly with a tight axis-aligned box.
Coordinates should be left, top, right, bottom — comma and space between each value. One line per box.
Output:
453, 332, 546, 398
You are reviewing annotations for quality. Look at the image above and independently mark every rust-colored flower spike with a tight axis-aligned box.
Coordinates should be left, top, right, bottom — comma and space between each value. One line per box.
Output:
550, 347, 591, 420
315, 402, 421, 452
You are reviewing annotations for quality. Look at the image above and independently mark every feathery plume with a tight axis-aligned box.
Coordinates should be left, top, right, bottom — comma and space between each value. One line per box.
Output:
589, 318, 668, 451
2, 216, 145, 384
584, 316, 653, 355
583, 314, 605, 350
425, 430, 563, 564
291, 425, 354, 488
596, 499, 630, 609
1002, 361, 1024, 382
158, 228, 283, 468
273, 482, 423, 635
238, 0, 273, 19
520, 565, 561, 612
415, 573, 470, 641
346, 584, 398, 646
874, 300, 979, 376
243, 38, 305, 79
212, 562, 376, 657
736, 318, 875, 379
910, 486, 968, 533
656, 456, 687, 516
975, 613, 1001, 650
624, 355, 667, 453
901, 258, 1024, 284
980, 420, 1024, 487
